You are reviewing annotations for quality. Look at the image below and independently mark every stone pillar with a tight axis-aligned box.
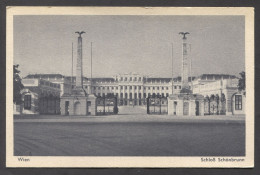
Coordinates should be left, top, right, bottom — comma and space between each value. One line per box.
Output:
177, 99, 184, 116
88, 95, 97, 116
189, 100, 196, 116
225, 90, 235, 115
168, 98, 174, 115
200, 100, 205, 116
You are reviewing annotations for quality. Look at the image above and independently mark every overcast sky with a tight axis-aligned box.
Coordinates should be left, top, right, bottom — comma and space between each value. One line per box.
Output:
14, 15, 245, 78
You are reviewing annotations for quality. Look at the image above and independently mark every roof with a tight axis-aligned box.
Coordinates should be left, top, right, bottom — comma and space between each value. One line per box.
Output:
25, 74, 64, 79
196, 74, 237, 81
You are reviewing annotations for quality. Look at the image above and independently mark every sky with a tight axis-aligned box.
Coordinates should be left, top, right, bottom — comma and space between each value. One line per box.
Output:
14, 15, 245, 78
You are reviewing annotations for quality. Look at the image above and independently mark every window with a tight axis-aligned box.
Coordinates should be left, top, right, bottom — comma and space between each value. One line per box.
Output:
98, 87, 101, 90
144, 93, 146, 98
179, 86, 181, 89
157, 87, 159, 90
162, 93, 164, 97
139, 77, 141, 81
166, 87, 168, 90
121, 86, 123, 90
162, 87, 164, 90
135, 86, 137, 90
94, 87, 96, 90
112, 87, 114, 90
166, 93, 169, 97
130, 93, 132, 99
121, 77, 123, 81
116, 87, 118, 90
153, 87, 155, 90
148, 87, 150, 90
134, 93, 137, 99
134, 77, 137, 81
107, 87, 109, 90
125, 77, 127, 81
130, 86, 132, 90
174, 86, 177, 89
235, 95, 242, 110
125, 86, 127, 90
24, 95, 31, 110
130, 77, 132, 81
102, 87, 105, 90
139, 86, 141, 90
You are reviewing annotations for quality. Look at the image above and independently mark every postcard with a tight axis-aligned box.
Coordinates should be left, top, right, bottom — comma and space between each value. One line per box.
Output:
6, 7, 254, 167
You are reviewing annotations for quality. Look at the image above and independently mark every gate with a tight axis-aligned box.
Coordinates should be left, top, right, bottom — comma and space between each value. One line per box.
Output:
147, 95, 168, 114
96, 95, 118, 115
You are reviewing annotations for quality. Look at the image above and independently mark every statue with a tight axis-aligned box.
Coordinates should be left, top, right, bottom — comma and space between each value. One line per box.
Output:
75, 31, 86, 37
179, 32, 190, 39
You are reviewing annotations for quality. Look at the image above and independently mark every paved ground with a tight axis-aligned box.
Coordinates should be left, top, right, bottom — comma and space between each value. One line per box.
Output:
14, 113, 245, 156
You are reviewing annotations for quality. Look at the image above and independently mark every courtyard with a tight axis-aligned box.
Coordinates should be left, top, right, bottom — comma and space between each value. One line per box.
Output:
13, 112, 245, 157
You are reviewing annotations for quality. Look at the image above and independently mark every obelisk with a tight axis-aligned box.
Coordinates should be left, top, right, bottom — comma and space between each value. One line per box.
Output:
179, 32, 190, 92
73, 31, 86, 96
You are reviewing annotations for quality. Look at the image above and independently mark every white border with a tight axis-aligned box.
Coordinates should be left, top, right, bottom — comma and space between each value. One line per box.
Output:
6, 7, 254, 168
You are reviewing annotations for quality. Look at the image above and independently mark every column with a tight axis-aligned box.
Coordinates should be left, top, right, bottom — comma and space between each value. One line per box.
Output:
127, 85, 130, 105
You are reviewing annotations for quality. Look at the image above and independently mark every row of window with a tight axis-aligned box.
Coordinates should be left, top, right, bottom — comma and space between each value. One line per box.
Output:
95, 92, 169, 98
84, 86, 183, 90
40, 80, 60, 88
117, 77, 142, 82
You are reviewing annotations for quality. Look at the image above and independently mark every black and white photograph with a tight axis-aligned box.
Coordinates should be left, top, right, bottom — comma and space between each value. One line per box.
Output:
6, 7, 254, 167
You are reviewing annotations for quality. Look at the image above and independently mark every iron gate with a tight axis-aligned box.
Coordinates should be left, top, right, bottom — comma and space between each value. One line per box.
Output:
96, 95, 118, 115
147, 96, 168, 114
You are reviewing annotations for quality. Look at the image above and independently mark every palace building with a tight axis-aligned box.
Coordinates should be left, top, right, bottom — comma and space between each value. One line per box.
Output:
20, 72, 244, 115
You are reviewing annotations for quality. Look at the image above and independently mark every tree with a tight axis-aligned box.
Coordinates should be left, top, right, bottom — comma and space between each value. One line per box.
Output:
13, 64, 24, 104
238, 71, 245, 91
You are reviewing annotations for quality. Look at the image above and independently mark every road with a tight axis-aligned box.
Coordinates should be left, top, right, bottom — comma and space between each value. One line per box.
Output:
14, 114, 245, 156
